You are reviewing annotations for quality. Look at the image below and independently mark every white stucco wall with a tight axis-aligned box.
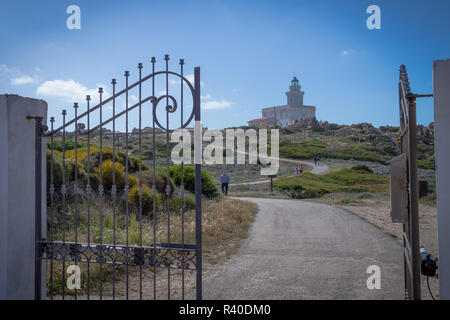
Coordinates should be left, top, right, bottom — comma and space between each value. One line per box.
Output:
262, 105, 316, 127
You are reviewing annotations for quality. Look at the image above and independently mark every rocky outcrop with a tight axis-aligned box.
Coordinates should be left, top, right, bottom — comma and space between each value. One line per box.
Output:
289, 117, 321, 131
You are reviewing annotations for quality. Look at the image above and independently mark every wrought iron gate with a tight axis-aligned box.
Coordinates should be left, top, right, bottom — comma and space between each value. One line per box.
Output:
393, 65, 432, 300
33, 55, 202, 300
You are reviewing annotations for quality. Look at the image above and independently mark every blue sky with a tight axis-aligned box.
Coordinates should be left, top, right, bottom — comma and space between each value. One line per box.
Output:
1, 0, 449, 131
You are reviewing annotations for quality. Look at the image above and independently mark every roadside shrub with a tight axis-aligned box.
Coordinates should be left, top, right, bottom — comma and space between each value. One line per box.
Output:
128, 184, 163, 217
101, 160, 126, 191
157, 166, 177, 195
170, 165, 219, 199
48, 139, 86, 151
65, 147, 147, 173
47, 152, 73, 190
350, 165, 373, 174
46, 151, 88, 194
169, 193, 196, 213
285, 185, 323, 199
128, 175, 139, 188
340, 198, 355, 204
418, 159, 435, 170
140, 169, 175, 195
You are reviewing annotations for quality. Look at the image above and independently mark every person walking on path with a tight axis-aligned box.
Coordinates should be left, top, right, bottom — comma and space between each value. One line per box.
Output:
220, 172, 230, 195
295, 166, 299, 175
299, 164, 304, 174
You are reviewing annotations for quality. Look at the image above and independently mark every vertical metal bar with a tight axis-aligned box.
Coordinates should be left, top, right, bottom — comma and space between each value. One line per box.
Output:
138, 63, 143, 300
49, 117, 55, 300
61, 109, 67, 300
124, 71, 130, 300
180, 58, 185, 300
85, 95, 91, 300
73, 102, 79, 300
399, 82, 410, 300
34, 117, 43, 300
194, 66, 202, 300
408, 98, 421, 300
164, 54, 171, 300
111, 79, 117, 300
151, 57, 157, 300
98, 87, 104, 300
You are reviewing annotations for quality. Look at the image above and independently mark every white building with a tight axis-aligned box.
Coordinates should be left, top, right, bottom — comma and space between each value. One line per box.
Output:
248, 77, 316, 127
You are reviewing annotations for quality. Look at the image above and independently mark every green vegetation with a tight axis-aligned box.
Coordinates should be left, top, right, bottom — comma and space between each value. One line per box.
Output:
47, 139, 87, 151
47, 146, 148, 194
280, 140, 388, 164
128, 184, 162, 216
45, 139, 221, 296
349, 164, 373, 173
170, 165, 220, 199
274, 165, 389, 199
279, 122, 435, 169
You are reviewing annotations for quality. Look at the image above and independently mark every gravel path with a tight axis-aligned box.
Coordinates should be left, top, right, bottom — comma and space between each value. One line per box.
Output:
201, 197, 404, 299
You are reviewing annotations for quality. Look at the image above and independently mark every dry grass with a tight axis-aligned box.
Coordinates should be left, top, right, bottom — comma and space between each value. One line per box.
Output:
47, 197, 258, 299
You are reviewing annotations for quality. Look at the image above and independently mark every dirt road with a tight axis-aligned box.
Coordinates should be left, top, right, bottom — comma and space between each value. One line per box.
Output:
201, 197, 404, 299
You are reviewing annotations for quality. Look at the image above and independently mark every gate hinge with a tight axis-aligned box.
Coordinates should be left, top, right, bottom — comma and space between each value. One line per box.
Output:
27, 116, 49, 135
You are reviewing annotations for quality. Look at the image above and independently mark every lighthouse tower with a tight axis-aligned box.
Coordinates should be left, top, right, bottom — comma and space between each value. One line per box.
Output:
286, 76, 304, 107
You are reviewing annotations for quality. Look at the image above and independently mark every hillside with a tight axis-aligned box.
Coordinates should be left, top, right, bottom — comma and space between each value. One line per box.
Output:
276, 118, 435, 170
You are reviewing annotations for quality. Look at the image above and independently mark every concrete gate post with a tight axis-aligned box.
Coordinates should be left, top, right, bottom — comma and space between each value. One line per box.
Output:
0, 95, 47, 299
433, 59, 450, 300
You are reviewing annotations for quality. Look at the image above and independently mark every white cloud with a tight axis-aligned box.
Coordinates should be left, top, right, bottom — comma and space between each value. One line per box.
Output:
1, 64, 39, 85
340, 49, 355, 57
202, 99, 233, 110
138, 76, 230, 111
11, 75, 39, 85
36, 79, 109, 103
199, 92, 233, 110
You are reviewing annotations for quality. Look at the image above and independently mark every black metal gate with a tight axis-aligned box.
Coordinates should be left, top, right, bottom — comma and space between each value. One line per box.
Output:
394, 65, 432, 300
33, 55, 202, 300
